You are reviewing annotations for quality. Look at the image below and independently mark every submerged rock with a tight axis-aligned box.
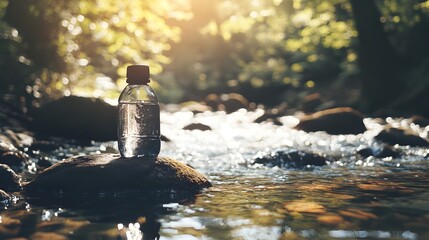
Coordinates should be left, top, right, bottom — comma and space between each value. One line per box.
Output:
31, 96, 117, 141
0, 151, 27, 168
0, 189, 11, 202
183, 123, 212, 131
357, 145, 400, 158
253, 150, 328, 168
295, 107, 366, 135
24, 154, 211, 195
0, 164, 21, 192
375, 127, 429, 147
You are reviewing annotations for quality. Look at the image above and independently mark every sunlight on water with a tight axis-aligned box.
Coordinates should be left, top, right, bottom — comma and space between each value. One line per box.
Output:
3, 109, 428, 240
159, 109, 427, 173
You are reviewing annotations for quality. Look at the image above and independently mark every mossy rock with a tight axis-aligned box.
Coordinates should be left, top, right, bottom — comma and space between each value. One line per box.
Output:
24, 154, 212, 196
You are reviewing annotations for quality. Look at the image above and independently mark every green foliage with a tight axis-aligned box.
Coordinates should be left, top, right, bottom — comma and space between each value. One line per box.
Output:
1, 0, 429, 105
3, 0, 188, 101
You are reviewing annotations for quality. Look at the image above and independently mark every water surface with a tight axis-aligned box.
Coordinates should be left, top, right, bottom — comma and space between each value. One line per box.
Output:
2, 109, 428, 239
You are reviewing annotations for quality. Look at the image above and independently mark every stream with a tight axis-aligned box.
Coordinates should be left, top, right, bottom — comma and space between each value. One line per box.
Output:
1, 109, 429, 239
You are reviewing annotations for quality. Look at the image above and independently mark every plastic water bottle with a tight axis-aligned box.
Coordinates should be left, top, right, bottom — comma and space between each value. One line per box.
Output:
118, 65, 160, 158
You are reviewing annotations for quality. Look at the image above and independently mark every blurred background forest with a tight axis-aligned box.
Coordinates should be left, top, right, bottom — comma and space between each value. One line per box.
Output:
1, 0, 429, 116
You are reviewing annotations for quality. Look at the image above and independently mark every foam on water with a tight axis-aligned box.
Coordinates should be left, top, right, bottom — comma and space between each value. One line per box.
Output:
158, 109, 428, 172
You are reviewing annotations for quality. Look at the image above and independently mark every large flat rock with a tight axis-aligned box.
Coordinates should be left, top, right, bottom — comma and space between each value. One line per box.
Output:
24, 154, 211, 195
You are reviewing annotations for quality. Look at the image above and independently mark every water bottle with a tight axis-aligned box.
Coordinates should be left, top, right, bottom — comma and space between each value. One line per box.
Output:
118, 65, 161, 158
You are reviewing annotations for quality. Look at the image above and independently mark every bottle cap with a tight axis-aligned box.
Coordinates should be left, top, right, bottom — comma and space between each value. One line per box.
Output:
126, 65, 150, 84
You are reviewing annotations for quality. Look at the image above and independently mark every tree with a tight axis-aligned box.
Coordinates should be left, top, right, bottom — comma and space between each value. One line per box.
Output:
350, 0, 403, 111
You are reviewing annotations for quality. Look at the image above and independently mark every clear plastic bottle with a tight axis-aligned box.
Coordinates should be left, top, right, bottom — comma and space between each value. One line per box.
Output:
118, 65, 160, 158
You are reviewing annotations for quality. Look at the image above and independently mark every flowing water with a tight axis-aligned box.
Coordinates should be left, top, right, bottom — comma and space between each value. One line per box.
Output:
2, 109, 429, 239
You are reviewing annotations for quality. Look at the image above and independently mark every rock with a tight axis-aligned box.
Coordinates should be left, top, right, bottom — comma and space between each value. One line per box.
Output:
183, 123, 212, 131
36, 157, 52, 168
357, 145, 400, 158
3, 130, 33, 147
375, 127, 429, 147
0, 137, 17, 153
29, 140, 60, 152
0, 164, 21, 192
31, 232, 67, 240
253, 150, 327, 168
31, 96, 117, 141
203, 94, 220, 111
0, 151, 28, 168
160, 135, 171, 142
0, 215, 21, 238
254, 108, 284, 125
302, 93, 322, 113
181, 101, 212, 114
219, 93, 249, 113
0, 189, 11, 202
24, 154, 211, 195
410, 115, 429, 127
295, 107, 366, 135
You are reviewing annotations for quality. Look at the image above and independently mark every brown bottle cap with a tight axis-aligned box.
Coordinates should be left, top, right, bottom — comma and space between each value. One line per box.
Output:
126, 65, 150, 84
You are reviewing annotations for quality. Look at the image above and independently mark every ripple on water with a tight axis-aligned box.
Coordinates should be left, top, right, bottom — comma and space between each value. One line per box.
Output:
7, 109, 429, 240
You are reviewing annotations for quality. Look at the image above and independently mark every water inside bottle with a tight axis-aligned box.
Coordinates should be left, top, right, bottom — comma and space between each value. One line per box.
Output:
118, 102, 160, 157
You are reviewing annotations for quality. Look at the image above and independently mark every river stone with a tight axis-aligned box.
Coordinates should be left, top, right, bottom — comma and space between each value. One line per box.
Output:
24, 154, 212, 195
219, 93, 250, 113
253, 150, 327, 168
0, 189, 11, 202
0, 151, 28, 168
295, 107, 366, 135
357, 145, 400, 158
375, 127, 429, 147
183, 123, 212, 131
0, 164, 21, 192
254, 108, 284, 125
31, 96, 117, 141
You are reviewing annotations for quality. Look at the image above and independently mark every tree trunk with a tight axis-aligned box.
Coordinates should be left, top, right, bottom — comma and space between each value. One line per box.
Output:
350, 0, 403, 111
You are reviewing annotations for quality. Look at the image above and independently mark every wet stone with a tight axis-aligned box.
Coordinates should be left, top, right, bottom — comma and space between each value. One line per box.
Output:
0, 151, 28, 168
295, 107, 366, 135
357, 145, 400, 158
219, 93, 250, 113
253, 150, 328, 169
0, 164, 21, 192
183, 123, 212, 131
375, 127, 429, 147
160, 134, 171, 142
29, 140, 60, 152
180, 101, 212, 114
0, 138, 17, 153
36, 157, 52, 168
31, 232, 67, 240
24, 154, 212, 196
254, 109, 283, 125
3, 130, 33, 147
0, 189, 11, 202
32, 96, 117, 141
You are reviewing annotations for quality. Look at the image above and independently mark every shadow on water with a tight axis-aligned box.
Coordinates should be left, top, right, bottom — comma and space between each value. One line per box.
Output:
4, 191, 199, 240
